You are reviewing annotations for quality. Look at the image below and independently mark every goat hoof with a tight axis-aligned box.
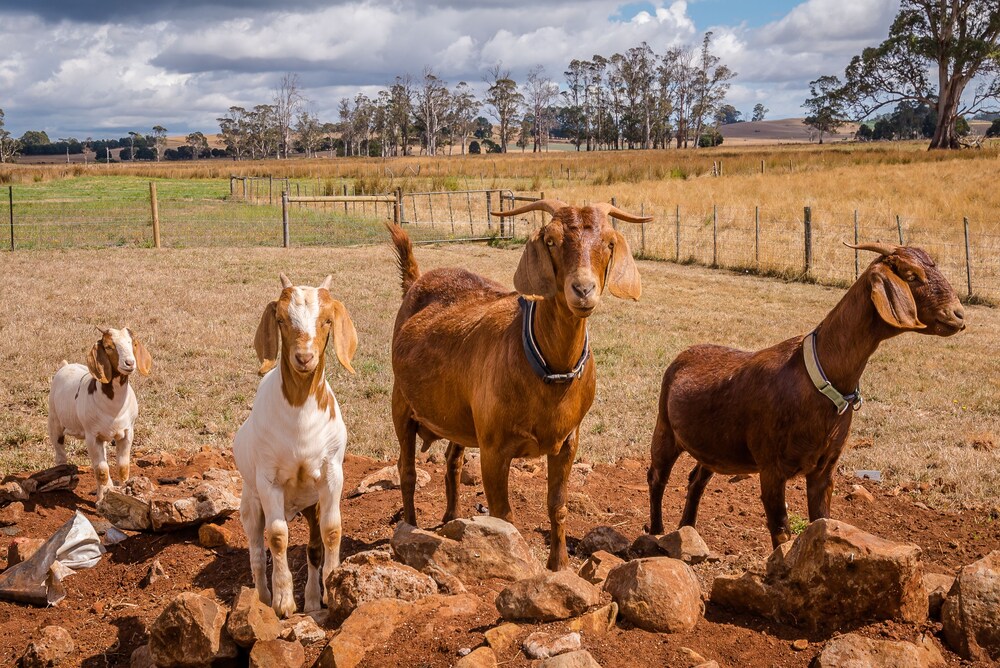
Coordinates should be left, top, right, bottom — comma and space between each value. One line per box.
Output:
273, 590, 296, 619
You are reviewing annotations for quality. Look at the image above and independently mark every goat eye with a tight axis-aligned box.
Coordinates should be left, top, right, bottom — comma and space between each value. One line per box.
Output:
545, 239, 554, 247
608, 241, 615, 250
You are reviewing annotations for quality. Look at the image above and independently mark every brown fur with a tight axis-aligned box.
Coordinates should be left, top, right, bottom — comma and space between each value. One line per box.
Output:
386, 200, 649, 571
648, 246, 966, 547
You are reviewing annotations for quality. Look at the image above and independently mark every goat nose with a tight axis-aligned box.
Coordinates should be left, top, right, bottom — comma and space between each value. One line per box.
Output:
952, 305, 965, 322
295, 352, 314, 366
572, 281, 595, 298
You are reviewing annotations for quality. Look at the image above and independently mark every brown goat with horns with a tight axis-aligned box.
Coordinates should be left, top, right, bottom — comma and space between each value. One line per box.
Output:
648, 243, 966, 547
387, 199, 650, 570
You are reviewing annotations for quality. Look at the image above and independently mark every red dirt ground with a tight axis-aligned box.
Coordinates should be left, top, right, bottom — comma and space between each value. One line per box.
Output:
1, 448, 998, 667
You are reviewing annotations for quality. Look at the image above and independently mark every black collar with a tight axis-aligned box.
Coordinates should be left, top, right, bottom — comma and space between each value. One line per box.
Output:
518, 296, 590, 384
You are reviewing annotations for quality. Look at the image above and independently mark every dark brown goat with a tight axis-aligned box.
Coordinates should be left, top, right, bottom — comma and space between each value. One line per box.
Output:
648, 244, 966, 547
388, 199, 649, 570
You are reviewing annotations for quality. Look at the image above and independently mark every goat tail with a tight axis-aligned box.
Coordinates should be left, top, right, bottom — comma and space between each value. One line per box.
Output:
386, 222, 420, 297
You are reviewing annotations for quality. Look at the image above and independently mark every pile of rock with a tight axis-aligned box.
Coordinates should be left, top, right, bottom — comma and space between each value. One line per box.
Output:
1, 465, 79, 534
97, 475, 239, 532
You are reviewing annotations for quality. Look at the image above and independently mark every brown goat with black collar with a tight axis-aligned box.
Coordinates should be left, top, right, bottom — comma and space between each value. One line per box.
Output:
648, 243, 966, 548
387, 199, 649, 570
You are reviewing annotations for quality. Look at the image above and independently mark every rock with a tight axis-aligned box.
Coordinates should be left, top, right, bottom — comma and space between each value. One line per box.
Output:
455, 646, 497, 668
140, 559, 168, 588
136, 451, 178, 468
29, 465, 80, 493
424, 563, 467, 594
316, 598, 414, 668
0, 481, 29, 503
846, 484, 876, 503
566, 492, 602, 518
280, 613, 327, 645
710, 519, 927, 631
578, 550, 625, 585
629, 533, 666, 558
198, 523, 233, 549
576, 526, 630, 557
0, 501, 23, 527
461, 453, 482, 486
924, 572, 955, 620
391, 516, 541, 583
523, 631, 581, 659
130, 644, 154, 668
226, 586, 283, 648
185, 448, 229, 471
150, 592, 237, 666
539, 649, 602, 668
149, 481, 240, 531
567, 602, 618, 636
791, 639, 809, 651
6, 537, 45, 568
348, 464, 430, 497
249, 639, 305, 667
495, 570, 601, 622
484, 622, 521, 655
326, 549, 438, 624
942, 550, 1000, 661
693, 663, 720, 668
97, 478, 155, 531
603, 558, 703, 633
20, 626, 74, 668
679, 647, 707, 664
815, 633, 945, 668
657, 526, 711, 564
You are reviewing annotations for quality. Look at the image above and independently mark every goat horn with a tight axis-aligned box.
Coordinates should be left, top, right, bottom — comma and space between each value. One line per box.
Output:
592, 202, 653, 224
95, 326, 109, 335
843, 242, 899, 256
490, 198, 569, 217
279, 273, 293, 289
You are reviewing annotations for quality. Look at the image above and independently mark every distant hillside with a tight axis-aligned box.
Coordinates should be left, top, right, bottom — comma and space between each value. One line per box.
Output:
719, 118, 858, 145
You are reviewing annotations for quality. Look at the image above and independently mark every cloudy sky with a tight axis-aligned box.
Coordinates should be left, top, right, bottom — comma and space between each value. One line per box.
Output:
0, 0, 899, 138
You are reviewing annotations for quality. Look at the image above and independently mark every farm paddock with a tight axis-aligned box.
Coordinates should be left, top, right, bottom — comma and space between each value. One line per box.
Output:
1, 244, 999, 665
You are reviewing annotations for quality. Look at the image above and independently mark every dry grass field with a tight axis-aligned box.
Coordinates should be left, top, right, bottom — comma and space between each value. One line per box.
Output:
2, 243, 997, 510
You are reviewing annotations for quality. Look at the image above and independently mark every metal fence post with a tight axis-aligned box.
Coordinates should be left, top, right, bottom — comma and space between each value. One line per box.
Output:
282, 192, 290, 248
854, 210, 860, 280
149, 182, 161, 249
896, 214, 904, 245
754, 205, 759, 266
394, 188, 402, 225
8, 186, 13, 251
486, 191, 493, 231
498, 190, 505, 237
964, 217, 972, 298
712, 205, 718, 267
675, 205, 680, 262
803, 206, 812, 274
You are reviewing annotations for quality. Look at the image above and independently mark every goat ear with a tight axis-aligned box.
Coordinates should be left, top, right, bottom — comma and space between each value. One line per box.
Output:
129, 331, 153, 376
253, 300, 280, 375
514, 230, 556, 299
606, 230, 641, 301
870, 264, 926, 330
330, 300, 358, 374
86, 341, 112, 384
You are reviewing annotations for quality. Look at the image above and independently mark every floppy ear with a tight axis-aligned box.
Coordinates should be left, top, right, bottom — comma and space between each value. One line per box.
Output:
513, 230, 556, 299
870, 263, 925, 330
86, 341, 113, 384
329, 300, 358, 374
128, 329, 153, 376
605, 230, 642, 301
253, 301, 280, 375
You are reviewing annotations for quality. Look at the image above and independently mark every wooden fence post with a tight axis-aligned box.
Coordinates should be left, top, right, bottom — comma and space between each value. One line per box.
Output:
896, 214, 904, 244
640, 202, 646, 255
498, 190, 505, 237
675, 205, 680, 262
712, 205, 718, 267
282, 192, 290, 248
803, 206, 812, 274
8, 186, 13, 251
229, 176, 235, 197
964, 217, 972, 298
149, 182, 161, 249
343, 185, 348, 215
754, 205, 760, 266
854, 210, 860, 280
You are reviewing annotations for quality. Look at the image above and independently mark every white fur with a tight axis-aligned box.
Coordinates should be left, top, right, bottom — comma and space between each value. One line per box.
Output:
233, 363, 347, 618
48, 362, 138, 503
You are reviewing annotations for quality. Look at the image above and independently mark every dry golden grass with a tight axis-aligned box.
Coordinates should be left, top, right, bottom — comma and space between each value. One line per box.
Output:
2, 244, 997, 509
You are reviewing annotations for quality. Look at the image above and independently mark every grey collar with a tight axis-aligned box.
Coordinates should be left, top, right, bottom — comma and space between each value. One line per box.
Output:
803, 329, 862, 415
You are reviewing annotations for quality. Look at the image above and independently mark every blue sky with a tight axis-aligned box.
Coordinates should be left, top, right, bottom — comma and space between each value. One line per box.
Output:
0, 0, 901, 138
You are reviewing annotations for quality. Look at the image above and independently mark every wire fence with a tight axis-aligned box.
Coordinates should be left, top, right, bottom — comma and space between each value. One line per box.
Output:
2, 181, 998, 303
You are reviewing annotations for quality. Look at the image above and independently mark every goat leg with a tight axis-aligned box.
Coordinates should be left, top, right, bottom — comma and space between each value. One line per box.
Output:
302, 504, 324, 612
258, 478, 296, 618
240, 488, 271, 606
318, 458, 345, 607
86, 434, 112, 504
806, 465, 836, 522
49, 412, 67, 467
648, 415, 681, 535
115, 428, 133, 485
442, 441, 465, 523
760, 469, 792, 548
546, 432, 576, 571
678, 464, 714, 528
480, 448, 513, 522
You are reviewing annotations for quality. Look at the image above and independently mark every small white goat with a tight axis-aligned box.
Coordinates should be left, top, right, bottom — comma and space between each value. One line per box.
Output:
234, 274, 358, 618
49, 327, 152, 503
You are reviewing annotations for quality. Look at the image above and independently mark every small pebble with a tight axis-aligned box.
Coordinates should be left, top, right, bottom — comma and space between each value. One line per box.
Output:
792, 639, 809, 651
457, 647, 472, 657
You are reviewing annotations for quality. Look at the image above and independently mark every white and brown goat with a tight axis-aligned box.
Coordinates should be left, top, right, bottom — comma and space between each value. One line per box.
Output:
233, 274, 358, 617
48, 327, 153, 503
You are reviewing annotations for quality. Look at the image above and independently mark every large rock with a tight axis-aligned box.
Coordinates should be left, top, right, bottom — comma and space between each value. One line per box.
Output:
815, 633, 945, 668
567, 602, 618, 637
522, 631, 581, 659
657, 526, 711, 564
0, 481, 29, 503
539, 650, 602, 668
456, 646, 497, 668
225, 586, 282, 648
710, 519, 927, 631
280, 613, 327, 646
576, 526, 630, 557
578, 550, 625, 585
942, 550, 1000, 661
0, 501, 23, 527
348, 464, 430, 497
29, 465, 80, 493
97, 478, 155, 531
391, 516, 541, 583
484, 623, 521, 655
249, 639, 305, 668
5, 537, 45, 568
325, 549, 437, 624
20, 626, 74, 668
495, 570, 601, 622
629, 534, 666, 559
149, 592, 237, 667
603, 558, 703, 633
